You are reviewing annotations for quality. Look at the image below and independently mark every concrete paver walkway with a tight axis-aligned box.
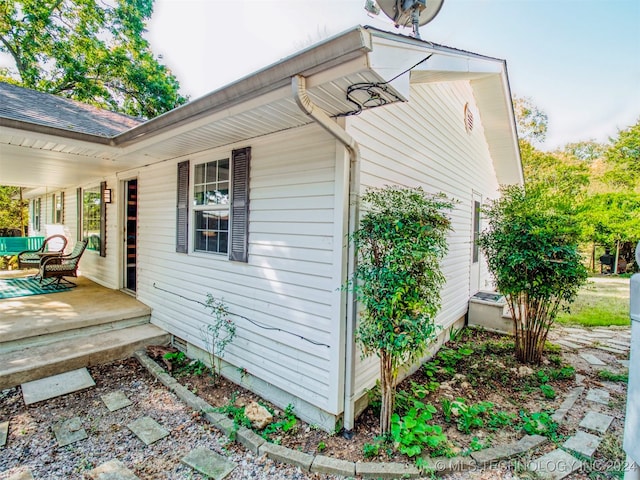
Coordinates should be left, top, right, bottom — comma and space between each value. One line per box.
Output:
528, 324, 629, 479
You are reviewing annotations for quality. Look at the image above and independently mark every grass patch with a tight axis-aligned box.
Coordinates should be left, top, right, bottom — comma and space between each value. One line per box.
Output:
556, 277, 630, 327
598, 369, 629, 383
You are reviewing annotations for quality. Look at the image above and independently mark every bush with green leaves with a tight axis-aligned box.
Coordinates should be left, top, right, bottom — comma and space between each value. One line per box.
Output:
478, 185, 588, 364
347, 186, 454, 435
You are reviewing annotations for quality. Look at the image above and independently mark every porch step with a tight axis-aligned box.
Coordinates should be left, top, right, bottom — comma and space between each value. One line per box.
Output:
1, 313, 151, 354
0, 324, 170, 390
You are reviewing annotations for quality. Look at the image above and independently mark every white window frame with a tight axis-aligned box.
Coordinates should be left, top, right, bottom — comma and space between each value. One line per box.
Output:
192, 157, 230, 255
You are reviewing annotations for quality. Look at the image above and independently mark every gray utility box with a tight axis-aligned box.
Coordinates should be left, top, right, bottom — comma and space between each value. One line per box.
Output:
468, 291, 513, 334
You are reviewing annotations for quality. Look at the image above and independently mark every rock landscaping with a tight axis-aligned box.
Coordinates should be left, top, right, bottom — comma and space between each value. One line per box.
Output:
0, 325, 631, 479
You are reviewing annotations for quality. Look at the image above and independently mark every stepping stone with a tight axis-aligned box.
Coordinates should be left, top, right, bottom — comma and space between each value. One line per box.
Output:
562, 430, 602, 458
579, 353, 606, 366
580, 411, 614, 434
565, 336, 593, 346
101, 391, 133, 412
52, 417, 87, 447
86, 459, 140, 479
562, 327, 588, 333
556, 340, 582, 349
606, 339, 631, 348
127, 416, 169, 445
181, 446, 237, 479
551, 387, 584, 423
1, 420, 8, 447
21, 368, 95, 405
575, 374, 586, 386
586, 388, 610, 405
583, 332, 612, 339
529, 449, 582, 479
7, 470, 35, 480
594, 345, 627, 355
617, 359, 630, 368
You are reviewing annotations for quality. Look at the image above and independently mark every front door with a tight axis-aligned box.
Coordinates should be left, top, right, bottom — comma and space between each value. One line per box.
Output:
469, 192, 482, 295
124, 179, 138, 292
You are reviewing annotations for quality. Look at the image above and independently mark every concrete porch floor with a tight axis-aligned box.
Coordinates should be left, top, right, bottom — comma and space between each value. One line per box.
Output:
0, 274, 151, 344
0, 273, 170, 389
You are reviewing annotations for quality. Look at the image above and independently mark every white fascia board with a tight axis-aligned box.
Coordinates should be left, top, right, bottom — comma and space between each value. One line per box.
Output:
369, 35, 503, 99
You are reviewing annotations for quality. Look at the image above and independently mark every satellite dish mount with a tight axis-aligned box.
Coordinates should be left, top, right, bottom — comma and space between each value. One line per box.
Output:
367, 0, 444, 39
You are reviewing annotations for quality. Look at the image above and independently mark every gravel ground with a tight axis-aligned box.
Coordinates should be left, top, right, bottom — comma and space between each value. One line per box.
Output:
0, 357, 523, 480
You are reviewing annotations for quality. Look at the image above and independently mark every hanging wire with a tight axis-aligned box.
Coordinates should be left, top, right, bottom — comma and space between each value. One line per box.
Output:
337, 53, 434, 117
152, 282, 331, 348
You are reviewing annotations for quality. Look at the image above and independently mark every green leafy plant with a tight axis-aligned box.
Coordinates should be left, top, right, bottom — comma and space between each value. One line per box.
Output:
549, 366, 575, 379
443, 398, 513, 434
539, 384, 556, 399
390, 401, 448, 458
519, 410, 559, 440
262, 404, 297, 440
363, 437, 386, 459
200, 295, 236, 386
346, 186, 454, 435
469, 436, 491, 452
478, 185, 588, 364
317, 441, 327, 452
212, 392, 251, 440
536, 370, 550, 384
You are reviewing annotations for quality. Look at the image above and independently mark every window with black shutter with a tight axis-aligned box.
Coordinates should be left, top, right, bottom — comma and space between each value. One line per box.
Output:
177, 148, 250, 261
176, 160, 190, 253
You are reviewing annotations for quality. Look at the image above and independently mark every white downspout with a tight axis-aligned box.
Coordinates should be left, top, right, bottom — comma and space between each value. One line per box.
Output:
292, 74, 360, 435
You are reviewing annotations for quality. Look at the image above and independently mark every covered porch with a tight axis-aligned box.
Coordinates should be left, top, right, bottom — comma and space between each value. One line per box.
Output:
0, 273, 169, 390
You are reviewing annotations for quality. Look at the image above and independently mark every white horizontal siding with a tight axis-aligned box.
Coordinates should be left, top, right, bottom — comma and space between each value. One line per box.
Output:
135, 125, 344, 414
348, 80, 501, 397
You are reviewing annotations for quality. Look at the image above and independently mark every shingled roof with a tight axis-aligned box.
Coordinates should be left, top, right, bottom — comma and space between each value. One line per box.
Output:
0, 82, 143, 137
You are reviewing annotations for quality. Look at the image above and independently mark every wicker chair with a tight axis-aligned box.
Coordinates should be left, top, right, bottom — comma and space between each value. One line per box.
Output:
17, 234, 68, 270
39, 240, 88, 288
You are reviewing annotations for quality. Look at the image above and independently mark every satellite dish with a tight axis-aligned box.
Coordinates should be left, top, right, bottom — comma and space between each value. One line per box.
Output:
370, 0, 444, 38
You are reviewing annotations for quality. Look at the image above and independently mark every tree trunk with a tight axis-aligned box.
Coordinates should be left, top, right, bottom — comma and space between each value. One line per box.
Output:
379, 351, 396, 436
614, 240, 620, 275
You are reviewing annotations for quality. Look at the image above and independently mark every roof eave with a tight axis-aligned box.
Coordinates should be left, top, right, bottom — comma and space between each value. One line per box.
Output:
0, 117, 114, 145
113, 26, 373, 147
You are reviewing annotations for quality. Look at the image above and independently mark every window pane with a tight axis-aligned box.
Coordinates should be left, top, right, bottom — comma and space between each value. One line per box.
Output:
218, 159, 229, 181
195, 230, 207, 251
194, 209, 229, 254
205, 162, 217, 183
83, 186, 101, 251
194, 163, 205, 185
218, 183, 229, 204
218, 232, 228, 254
194, 185, 205, 205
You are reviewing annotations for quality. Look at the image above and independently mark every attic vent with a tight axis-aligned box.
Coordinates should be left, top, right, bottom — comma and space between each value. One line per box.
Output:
171, 335, 188, 353
464, 103, 474, 133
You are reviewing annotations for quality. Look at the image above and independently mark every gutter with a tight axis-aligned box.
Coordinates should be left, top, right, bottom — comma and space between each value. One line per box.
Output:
292, 74, 360, 435
0, 27, 372, 149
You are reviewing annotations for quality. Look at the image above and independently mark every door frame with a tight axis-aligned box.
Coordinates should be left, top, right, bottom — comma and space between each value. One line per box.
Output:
121, 178, 138, 293
470, 191, 482, 295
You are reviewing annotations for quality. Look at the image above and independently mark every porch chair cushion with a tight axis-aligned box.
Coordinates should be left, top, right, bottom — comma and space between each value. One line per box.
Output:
39, 240, 87, 288
17, 234, 68, 269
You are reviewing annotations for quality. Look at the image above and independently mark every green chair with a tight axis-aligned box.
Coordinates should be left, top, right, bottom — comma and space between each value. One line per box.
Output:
39, 240, 87, 288
17, 234, 68, 270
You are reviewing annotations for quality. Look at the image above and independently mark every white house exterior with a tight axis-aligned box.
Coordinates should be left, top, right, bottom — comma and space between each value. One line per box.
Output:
0, 26, 522, 432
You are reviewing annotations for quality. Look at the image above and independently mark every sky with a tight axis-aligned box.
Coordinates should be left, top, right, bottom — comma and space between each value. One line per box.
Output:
145, 0, 640, 151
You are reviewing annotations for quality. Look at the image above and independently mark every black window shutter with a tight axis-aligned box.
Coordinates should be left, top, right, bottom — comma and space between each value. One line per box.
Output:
176, 160, 190, 253
99, 181, 107, 257
230, 147, 251, 262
